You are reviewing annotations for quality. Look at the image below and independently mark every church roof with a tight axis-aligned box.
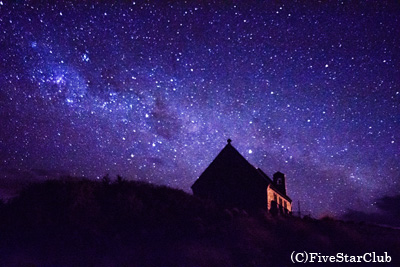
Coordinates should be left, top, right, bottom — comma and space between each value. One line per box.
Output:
192, 139, 291, 202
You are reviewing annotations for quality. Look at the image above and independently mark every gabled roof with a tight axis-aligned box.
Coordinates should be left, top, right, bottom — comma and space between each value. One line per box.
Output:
192, 139, 291, 202
192, 140, 268, 188
256, 168, 273, 184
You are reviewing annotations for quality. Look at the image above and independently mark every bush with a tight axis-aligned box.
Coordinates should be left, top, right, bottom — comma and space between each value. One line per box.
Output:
0, 178, 399, 266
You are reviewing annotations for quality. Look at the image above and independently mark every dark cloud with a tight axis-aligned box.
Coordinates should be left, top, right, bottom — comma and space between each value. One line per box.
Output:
342, 195, 400, 228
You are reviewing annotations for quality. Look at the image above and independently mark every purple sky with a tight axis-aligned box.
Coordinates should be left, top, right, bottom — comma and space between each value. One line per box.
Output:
1, 0, 399, 218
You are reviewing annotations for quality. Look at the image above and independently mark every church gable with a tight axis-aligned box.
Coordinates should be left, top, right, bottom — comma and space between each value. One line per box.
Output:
192, 139, 292, 214
193, 139, 266, 188
192, 140, 267, 209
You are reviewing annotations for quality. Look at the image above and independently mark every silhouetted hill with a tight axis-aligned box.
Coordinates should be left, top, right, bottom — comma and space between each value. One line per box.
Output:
0, 178, 399, 266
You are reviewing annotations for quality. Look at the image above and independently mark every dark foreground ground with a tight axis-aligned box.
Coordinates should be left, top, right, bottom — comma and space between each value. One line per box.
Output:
0, 178, 399, 266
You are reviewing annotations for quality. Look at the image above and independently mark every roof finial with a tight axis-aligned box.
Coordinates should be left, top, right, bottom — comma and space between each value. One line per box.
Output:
227, 138, 232, 144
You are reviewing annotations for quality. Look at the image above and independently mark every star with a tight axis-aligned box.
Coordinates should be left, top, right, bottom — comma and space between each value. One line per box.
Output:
0, 0, 399, 219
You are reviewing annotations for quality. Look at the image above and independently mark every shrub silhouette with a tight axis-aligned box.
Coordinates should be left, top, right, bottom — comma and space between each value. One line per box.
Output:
0, 177, 399, 266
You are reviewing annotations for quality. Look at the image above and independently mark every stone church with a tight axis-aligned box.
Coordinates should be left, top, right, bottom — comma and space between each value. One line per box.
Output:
191, 139, 292, 214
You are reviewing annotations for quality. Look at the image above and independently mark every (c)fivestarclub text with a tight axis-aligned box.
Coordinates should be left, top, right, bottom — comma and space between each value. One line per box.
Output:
291, 251, 391, 264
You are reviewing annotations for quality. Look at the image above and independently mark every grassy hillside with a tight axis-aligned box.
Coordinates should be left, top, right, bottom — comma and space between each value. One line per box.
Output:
0, 178, 399, 266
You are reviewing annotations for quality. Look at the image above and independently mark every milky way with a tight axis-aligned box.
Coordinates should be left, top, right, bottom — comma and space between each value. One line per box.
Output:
1, 0, 399, 217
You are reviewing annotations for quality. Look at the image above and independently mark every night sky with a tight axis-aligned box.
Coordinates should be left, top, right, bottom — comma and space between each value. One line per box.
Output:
1, 0, 399, 218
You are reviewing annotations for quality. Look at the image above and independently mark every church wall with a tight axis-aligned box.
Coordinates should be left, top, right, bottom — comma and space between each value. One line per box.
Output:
267, 186, 292, 213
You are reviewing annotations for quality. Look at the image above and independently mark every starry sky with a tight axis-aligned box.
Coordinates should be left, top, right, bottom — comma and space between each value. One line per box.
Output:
0, 0, 399, 218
